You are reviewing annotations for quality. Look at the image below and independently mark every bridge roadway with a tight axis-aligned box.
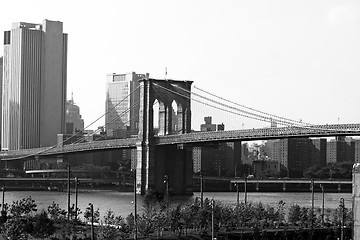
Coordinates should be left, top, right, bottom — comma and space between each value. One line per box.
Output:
0, 123, 359, 159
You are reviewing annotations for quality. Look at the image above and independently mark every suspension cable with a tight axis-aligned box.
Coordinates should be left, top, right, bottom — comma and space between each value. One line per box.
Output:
193, 85, 312, 126
3, 85, 142, 160
154, 83, 358, 133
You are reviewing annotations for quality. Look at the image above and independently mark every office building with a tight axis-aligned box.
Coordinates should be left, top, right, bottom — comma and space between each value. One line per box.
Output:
311, 138, 327, 167
2, 20, 67, 150
193, 117, 241, 176
267, 138, 326, 177
105, 72, 148, 138
327, 137, 355, 164
65, 94, 84, 134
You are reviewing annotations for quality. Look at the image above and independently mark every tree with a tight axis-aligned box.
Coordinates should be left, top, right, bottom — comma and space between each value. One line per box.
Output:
288, 204, 301, 225
47, 201, 66, 222
3, 217, 30, 240
84, 205, 100, 223
31, 211, 56, 240
9, 197, 37, 218
97, 225, 121, 240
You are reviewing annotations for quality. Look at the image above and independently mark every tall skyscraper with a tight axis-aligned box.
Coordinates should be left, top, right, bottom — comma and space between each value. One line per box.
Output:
105, 72, 148, 138
2, 20, 67, 150
65, 94, 84, 134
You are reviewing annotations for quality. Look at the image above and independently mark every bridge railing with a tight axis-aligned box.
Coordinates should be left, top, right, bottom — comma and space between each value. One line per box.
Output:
0, 138, 138, 159
1, 124, 360, 159
156, 124, 360, 144
41, 137, 138, 155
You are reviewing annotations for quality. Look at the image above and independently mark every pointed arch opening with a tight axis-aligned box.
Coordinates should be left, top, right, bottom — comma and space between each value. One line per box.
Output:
152, 99, 160, 135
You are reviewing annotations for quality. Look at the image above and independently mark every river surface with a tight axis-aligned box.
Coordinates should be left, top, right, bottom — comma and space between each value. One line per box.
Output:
3, 191, 352, 221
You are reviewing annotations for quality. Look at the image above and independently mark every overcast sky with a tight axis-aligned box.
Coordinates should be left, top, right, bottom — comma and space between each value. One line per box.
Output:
0, 0, 359, 131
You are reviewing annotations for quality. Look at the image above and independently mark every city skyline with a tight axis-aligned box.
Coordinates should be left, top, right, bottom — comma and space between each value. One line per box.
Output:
0, 1, 359, 131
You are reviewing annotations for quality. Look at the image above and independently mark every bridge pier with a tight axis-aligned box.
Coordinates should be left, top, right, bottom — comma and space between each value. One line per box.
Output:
136, 78, 193, 195
136, 143, 193, 195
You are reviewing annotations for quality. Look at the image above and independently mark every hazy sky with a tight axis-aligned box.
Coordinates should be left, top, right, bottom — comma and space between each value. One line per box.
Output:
0, 0, 359, 131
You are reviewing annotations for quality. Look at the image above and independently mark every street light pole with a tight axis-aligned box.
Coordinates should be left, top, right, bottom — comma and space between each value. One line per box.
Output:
1, 185, 4, 212
133, 169, 137, 240
244, 176, 248, 205
235, 183, 239, 207
67, 165, 71, 222
211, 198, 214, 240
320, 184, 324, 225
340, 198, 345, 240
200, 171, 204, 208
164, 174, 169, 208
74, 177, 79, 221
89, 203, 94, 240
311, 179, 314, 228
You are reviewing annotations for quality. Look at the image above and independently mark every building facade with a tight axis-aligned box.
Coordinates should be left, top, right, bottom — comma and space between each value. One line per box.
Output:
105, 72, 149, 138
192, 117, 241, 176
326, 136, 355, 164
355, 139, 360, 163
266, 138, 326, 177
2, 20, 67, 150
65, 94, 84, 134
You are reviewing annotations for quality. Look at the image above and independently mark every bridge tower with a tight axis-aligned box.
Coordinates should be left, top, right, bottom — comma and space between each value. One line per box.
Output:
136, 78, 193, 195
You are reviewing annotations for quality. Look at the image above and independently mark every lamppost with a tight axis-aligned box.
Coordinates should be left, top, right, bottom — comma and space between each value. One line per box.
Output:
211, 198, 215, 240
132, 169, 137, 240
311, 179, 314, 211
340, 198, 345, 240
89, 203, 94, 240
311, 179, 314, 228
244, 175, 248, 205
235, 183, 239, 207
200, 171, 204, 207
1, 184, 5, 212
164, 174, 169, 208
319, 184, 325, 225
74, 177, 79, 221
67, 165, 71, 222
1, 184, 5, 222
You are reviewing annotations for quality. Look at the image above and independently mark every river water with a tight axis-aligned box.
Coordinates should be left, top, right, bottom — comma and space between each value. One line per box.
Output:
3, 191, 352, 221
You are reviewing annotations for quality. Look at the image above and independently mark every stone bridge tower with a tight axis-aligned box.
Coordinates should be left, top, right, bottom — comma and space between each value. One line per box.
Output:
136, 78, 193, 195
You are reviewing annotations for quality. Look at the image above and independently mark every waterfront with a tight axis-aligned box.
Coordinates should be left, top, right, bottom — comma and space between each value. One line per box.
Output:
2, 190, 352, 220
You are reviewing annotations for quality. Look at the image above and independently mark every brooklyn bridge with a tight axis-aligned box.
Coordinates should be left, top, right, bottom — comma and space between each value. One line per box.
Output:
1, 78, 359, 195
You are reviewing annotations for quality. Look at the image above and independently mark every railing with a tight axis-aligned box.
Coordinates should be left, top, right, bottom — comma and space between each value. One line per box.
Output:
1, 124, 360, 159
0, 137, 138, 159
156, 124, 360, 145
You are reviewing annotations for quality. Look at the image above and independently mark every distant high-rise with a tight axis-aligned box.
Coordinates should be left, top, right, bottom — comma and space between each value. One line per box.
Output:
327, 137, 355, 164
193, 117, 241, 176
65, 94, 84, 134
105, 72, 148, 137
2, 20, 67, 150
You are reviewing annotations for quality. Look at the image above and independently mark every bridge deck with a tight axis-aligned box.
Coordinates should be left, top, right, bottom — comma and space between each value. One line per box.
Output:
0, 123, 359, 159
